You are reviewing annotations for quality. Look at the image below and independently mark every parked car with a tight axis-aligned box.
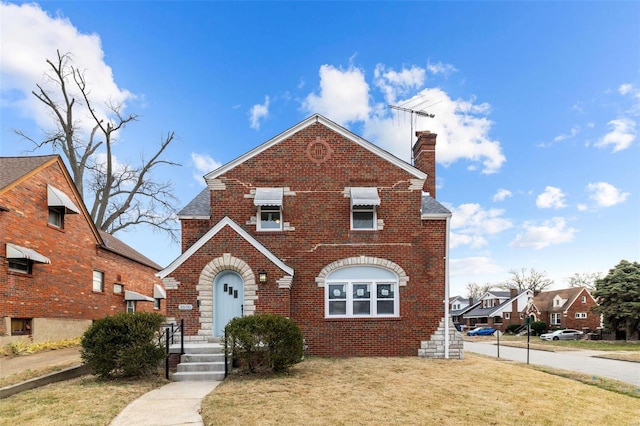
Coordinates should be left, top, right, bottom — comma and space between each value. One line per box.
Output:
540, 329, 584, 341
454, 323, 468, 332
467, 326, 496, 336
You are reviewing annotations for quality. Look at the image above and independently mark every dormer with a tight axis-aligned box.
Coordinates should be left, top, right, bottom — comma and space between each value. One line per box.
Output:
553, 295, 566, 308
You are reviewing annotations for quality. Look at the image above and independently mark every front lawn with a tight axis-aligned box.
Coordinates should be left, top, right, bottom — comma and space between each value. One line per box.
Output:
475, 335, 640, 352
201, 354, 638, 426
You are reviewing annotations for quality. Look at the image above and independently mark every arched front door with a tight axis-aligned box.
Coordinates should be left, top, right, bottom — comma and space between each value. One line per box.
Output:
214, 271, 244, 337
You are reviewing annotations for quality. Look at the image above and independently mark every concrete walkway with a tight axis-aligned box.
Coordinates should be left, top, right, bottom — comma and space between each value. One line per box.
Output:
109, 381, 221, 426
464, 341, 640, 388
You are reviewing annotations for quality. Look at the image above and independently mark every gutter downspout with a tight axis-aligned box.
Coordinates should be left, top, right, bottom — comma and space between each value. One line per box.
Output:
444, 215, 451, 359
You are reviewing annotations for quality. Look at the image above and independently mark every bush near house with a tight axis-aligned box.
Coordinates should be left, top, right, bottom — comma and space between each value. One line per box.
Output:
531, 321, 548, 336
225, 314, 304, 373
81, 312, 166, 379
506, 324, 522, 334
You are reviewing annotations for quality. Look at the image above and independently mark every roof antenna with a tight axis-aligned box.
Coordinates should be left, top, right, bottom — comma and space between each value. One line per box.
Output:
389, 104, 435, 165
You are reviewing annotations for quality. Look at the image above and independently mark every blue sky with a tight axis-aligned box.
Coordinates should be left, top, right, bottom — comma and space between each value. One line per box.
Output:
1, 1, 638, 297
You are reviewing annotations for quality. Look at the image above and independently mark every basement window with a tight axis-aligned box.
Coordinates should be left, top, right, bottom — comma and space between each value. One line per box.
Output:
11, 318, 32, 336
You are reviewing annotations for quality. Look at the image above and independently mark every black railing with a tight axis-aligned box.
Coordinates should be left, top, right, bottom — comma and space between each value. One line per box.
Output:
159, 319, 184, 379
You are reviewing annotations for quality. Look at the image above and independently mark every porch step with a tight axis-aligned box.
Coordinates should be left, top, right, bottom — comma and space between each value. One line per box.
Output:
170, 343, 227, 382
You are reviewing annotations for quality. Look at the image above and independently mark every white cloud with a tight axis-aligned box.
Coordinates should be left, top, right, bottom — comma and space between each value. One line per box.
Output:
302, 64, 371, 124
426, 60, 457, 77
509, 217, 576, 250
553, 126, 580, 142
536, 186, 567, 209
374, 64, 425, 104
191, 152, 222, 185
450, 257, 501, 276
302, 64, 506, 174
586, 182, 629, 207
493, 189, 512, 202
249, 96, 270, 130
448, 203, 512, 248
577, 203, 588, 212
595, 118, 636, 152
618, 83, 633, 95
0, 2, 132, 136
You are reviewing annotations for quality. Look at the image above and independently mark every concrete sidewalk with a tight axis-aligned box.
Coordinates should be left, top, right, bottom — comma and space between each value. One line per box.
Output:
464, 341, 640, 388
109, 381, 221, 426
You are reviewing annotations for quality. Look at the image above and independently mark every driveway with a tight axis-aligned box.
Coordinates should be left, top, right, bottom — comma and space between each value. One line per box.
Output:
464, 341, 640, 388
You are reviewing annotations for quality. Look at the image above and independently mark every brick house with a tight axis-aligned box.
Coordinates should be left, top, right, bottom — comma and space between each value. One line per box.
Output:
0, 155, 165, 344
463, 289, 533, 331
159, 114, 461, 358
529, 287, 600, 332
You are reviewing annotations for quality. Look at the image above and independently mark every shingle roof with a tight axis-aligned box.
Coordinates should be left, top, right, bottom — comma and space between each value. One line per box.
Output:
421, 194, 451, 217
0, 155, 58, 190
99, 231, 163, 271
177, 188, 210, 217
533, 287, 585, 313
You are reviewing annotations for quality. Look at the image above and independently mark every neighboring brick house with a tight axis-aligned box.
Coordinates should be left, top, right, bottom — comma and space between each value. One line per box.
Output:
529, 287, 600, 332
0, 155, 165, 344
463, 289, 533, 331
159, 114, 460, 358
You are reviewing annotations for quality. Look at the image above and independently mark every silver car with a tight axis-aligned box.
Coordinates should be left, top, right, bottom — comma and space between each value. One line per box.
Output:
540, 329, 584, 341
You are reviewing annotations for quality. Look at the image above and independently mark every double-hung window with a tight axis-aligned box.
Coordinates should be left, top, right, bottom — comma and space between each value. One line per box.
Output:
254, 188, 283, 231
93, 270, 104, 292
326, 266, 398, 318
47, 185, 80, 229
575, 312, 587, 319
550, 313, 561, 325
350, 187, 380, 231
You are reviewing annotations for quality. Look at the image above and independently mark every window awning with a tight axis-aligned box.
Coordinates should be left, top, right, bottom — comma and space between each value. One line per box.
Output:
153, 284, 166, 299
124, 290, 155, 302
6, 243, 51, 264
351, 187, 380, 207
48, 185, 80, 214
254, 187, 284, 207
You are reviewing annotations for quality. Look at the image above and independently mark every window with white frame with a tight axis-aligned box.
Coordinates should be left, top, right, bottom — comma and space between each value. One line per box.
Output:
350, 187, 380, 231
581, 296, 586, 304
93, 270, 104, 292
550, 313, 561, 325
575, 312, 587, 319
504, 312, 511, 320
154, 298, 161, 310
254, 188, 283, 231
325, 266, 398, 318
126, 300, 136, 313
48, 207, 64, 228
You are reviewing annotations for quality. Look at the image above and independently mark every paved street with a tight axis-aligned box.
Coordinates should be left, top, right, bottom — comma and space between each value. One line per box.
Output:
464, 341, 640, 388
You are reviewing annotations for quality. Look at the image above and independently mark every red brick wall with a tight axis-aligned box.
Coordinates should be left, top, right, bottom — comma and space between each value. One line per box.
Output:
169, 122, 446, 356
560, 289, 600, 331
0, 161, 164, 334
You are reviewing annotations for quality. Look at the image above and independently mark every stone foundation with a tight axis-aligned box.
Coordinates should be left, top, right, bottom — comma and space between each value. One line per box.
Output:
418, 317, 464, 359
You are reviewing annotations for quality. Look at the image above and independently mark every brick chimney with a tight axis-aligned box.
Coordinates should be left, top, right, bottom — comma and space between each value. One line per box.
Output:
412, 131, 437, 198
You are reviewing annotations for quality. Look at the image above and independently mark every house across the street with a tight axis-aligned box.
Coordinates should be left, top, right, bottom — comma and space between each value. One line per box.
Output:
159, 114, 461, 358
0, 155, 165, 344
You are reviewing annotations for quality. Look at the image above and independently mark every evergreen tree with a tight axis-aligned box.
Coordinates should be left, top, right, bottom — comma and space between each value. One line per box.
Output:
593, 260, 640, 340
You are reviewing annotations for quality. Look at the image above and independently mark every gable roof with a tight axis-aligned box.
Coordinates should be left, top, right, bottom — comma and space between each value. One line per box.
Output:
178, 188, 210, 218
465, 290, 532, 318
533, 287, 592, 313
158, 216, 294, 279
421, 193, 451, 218
1, 155, 161, 271
204, 114, 428, 183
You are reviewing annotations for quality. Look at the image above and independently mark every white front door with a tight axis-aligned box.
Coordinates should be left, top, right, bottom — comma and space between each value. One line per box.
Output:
214, 271, 244, 337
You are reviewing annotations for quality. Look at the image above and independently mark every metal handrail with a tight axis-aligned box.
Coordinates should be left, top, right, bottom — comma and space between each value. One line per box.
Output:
159, 319, 184, 379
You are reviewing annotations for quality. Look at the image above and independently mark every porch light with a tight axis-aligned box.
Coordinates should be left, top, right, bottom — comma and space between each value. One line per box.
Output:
258, 270, 268, 283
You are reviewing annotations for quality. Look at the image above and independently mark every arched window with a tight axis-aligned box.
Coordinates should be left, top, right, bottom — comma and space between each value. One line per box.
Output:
325, 266, 399, 318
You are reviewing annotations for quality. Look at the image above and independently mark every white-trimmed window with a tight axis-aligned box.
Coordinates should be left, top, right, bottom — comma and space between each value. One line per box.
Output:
254, 188, 283, 231
504, 312, 511, 320
350, 187, 380, 231
113, 283, 123, 294
126, 300, 136, 313
48, 207, 64, 228
93, 270, 104, 292
575, 312, 587, 319
550, 313, 561, 325
581, 296, 586, 304
325, 266, 398, 318
154, 298, 161, 310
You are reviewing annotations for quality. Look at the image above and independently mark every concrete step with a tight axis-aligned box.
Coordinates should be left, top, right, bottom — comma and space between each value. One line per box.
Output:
181, 353, 225, 363
171, 371, 225, 382
169, 343, 224, 355
176, 361, 226, 373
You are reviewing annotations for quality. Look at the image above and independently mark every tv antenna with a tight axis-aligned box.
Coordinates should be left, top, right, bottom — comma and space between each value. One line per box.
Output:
389, 103, 435, 165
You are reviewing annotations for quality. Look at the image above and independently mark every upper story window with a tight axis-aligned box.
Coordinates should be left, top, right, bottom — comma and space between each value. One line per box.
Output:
581, 295, 587, 304
325, 266, 399, 318
93, 270, 104, 292
254, 188, 283, 231
350, 187, 380, 231
47, 185, 80, 229
6, 243, 50, 274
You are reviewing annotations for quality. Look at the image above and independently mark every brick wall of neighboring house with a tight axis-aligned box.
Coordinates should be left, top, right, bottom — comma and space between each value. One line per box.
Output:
165, 118, 449, 357
0, 157, 164, 343
559, 288, 600, 331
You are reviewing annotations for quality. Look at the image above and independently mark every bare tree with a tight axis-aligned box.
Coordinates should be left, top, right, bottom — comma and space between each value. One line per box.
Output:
465, 282, 493, 300
498, 267, 554, 292
566, 272, 601, 291
16, 51, 180, 239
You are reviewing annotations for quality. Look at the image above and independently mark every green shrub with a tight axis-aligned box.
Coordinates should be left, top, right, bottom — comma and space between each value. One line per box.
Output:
81, 312, 165, 379
506, 324, 523, 334
531, 321, 548, 336
225, 314, 303, 373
